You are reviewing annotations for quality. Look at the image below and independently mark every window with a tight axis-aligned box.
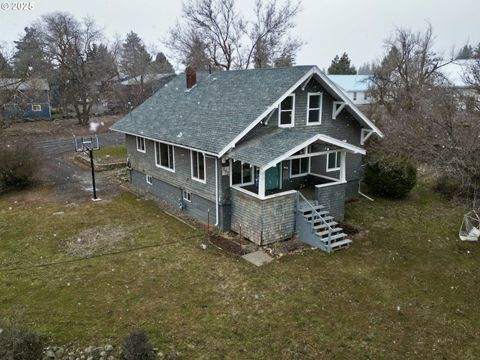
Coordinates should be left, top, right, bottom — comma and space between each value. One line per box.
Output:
155, 141, 175, 171
191, 150, 206, 183
232, 161, 254, 185
307, 93, 322, 124
278, 94, 295, 127
364, 92, 368, 100
136, 136, 146, 153
327, 151, 341, 172
32, 104, 42, 112
353, 92, 357, 101
290, 157, 309, 177
183, 190, 192, 202
146, 174, 153, 185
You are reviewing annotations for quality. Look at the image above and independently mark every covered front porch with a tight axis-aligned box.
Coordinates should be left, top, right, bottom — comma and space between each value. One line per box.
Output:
227, 132, 365, 245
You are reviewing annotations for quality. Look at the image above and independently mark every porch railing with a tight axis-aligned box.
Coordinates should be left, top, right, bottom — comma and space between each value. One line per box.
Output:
296, 191, 333, 252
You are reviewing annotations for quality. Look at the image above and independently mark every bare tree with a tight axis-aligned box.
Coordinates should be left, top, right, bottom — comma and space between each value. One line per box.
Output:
37, 12, 117, 125
165, 0, 302, 70
369, 25, 480, 202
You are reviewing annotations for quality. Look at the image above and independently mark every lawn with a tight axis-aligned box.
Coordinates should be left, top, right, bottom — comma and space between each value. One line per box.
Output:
93, 145, 127, 163
0, 182, 479, 359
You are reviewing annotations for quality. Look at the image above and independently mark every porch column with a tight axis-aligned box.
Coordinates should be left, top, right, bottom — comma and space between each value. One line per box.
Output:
340, 151, 347, 182
258, 169, 266, 198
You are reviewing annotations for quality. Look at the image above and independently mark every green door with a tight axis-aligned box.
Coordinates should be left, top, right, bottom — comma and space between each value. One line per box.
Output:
265, 164, 280, 191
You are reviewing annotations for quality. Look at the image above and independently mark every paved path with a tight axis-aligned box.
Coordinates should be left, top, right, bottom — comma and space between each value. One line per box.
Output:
34, 132, 125, 201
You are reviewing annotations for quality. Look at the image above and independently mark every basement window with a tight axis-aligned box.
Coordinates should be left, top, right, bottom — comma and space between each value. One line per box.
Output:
278, 94, 295, 127
32, 104, 42, 112
327, 151, 341, 172
155, 141, 175, 172
136, 136, 146, 153
146, 174, 153, 185
191, 150, 206, 183
183, 190, 192, 202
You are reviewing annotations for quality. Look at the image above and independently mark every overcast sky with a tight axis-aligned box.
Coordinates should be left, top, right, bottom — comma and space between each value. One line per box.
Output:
1, 0, 479, 70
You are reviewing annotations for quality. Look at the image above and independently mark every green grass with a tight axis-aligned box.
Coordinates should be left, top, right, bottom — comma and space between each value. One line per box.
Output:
94, 145, 127, 162
0, 183, 479, 359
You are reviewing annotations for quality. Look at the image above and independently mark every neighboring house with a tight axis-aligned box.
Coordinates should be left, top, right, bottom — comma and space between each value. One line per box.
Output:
440, 60, 479, 107
327, 74, 373, 105
0, 78, 51, 120
112, 66, 383, 252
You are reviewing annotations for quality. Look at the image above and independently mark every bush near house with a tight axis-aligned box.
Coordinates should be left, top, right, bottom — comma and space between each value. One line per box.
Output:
0, 141, 39, 189
364, 156, 417, 198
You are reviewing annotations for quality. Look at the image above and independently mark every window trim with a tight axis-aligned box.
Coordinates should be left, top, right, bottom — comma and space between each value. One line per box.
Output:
278, 94, 295, 128
136, 136, 146, 153
326, 151, 341, 172
232, 160, 255, 186
154, 141, 175, 172
306, 92, 322, 125
146, 174, 153, 185
191, 150, 206, 184
182, 189, 192, 202
32, 104, 42, 112
290, 157, 310, 178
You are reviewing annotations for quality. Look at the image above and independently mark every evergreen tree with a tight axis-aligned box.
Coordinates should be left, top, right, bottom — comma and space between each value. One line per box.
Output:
120, 31, 152, 78
456, 44, 474, 59
327, 52, 357, 74
150, 52, 174, 74
13, 27, 51, 78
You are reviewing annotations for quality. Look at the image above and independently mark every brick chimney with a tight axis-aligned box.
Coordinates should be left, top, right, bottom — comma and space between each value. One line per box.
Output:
186, 66, 197, 89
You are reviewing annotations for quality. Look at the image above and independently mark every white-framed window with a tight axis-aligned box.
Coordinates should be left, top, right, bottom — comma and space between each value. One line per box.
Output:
307, 92, 322, 125
191, 150, 206, 183
232, 161, 254, 185
290, 157, 309, 177
155, 141, 175, 172
136, 136, 146, 153
32, 104, 42, 112
278, 94, 295, 127
353, 92, 357, 101
183, 189, 192, 202
364, 92, 368, 100
326, 151, 341, 172
146, 174, 153, 185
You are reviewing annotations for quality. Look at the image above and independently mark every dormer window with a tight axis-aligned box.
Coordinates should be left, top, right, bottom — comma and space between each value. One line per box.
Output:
278, 94, 295, 128
307, 92, 322, 125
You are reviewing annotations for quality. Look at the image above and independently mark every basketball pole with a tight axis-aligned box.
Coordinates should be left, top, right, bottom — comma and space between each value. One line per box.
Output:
89, 147, 98, 200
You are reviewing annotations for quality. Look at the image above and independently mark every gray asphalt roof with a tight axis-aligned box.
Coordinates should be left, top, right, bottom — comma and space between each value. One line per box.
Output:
111, 66, 314, 154
229, 127, 322, 168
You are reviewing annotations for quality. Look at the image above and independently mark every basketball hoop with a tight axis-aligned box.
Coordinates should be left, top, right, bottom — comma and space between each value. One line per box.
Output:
74, 135, 101, 201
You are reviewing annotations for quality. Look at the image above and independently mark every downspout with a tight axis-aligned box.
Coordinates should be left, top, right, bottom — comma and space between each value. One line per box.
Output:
358, 180, 374, 201
206, 154, 220, 227
215, 157, 219, 226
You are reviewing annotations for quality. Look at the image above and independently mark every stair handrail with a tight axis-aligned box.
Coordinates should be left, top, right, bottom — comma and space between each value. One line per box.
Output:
296, 191, 333, 252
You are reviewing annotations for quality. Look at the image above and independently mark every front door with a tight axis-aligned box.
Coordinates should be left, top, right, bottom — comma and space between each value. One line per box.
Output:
265, 164, 280, 191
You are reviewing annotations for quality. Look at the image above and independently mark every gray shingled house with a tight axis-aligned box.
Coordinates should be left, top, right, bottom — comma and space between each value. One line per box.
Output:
111, 66, 383, 252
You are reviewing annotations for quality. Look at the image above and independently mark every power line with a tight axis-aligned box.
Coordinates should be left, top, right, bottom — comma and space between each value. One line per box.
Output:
0, 234, 204, 273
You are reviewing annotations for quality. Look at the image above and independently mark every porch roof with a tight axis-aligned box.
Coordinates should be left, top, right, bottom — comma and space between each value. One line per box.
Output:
228, 127, 365, 170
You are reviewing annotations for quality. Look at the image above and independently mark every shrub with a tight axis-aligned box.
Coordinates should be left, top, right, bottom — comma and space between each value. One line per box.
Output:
122, 330, 155, 360
0, 141, 39, 189
364, 156, 417, 199
434, 175, 461, 199
0, 327, 45, 360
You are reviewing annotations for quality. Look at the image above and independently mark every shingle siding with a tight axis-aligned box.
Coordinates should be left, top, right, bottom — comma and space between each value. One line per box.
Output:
231, 189, 296, 245
315, 183, 346, 221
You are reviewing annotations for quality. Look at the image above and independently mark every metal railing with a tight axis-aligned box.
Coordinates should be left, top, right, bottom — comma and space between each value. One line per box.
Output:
296, 191, 333, 252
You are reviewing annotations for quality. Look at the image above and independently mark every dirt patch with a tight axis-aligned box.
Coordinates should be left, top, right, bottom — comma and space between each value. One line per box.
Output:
339, 222, 361, 236
265, 237, 309, 257
208, 234, 256, 256
60, 225, 130, 257
0, 115, 121, 141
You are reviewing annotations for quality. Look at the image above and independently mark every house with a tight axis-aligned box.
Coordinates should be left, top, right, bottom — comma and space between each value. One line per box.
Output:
0, 78, 51, 120
327, 74, 373, 105
440, 59, 479, 107
111, 66, 383, 252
